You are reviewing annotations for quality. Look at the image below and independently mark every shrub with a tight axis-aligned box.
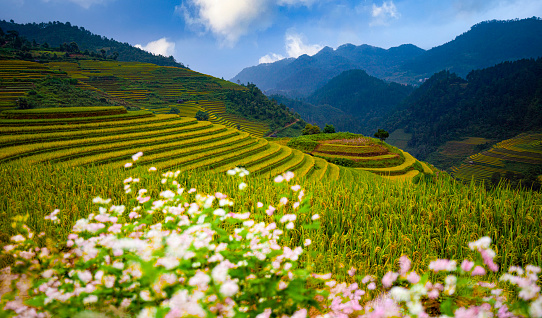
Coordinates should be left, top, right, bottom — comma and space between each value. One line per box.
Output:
195, 110, 209, 121
323, 124, 335, 134
302, 124, 320, 135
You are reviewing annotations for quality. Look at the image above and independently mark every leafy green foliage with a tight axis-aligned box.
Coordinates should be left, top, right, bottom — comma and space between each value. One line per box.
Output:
323, 124, 335, 134
225, 83, 305, 136
21, 76, 122, 108
195, 110, 209, 121
374, 129, 389, 142
272, 69, 413, 136
388, 58, 542, 160
301, 123, 320, 135
0, 20, 186, 67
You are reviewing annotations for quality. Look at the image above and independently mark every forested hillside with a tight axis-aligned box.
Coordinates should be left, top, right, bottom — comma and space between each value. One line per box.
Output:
272, 69, 413, 135
387, 58, 542, 160
0, 20, 184, 67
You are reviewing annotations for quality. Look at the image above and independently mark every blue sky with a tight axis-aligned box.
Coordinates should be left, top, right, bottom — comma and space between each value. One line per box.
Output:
2, 0, 542, 79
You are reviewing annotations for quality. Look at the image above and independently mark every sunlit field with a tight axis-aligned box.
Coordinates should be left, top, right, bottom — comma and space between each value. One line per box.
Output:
1, 155, 541, 316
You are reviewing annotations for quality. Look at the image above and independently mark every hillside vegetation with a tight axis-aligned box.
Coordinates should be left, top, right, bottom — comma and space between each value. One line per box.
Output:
451, 132, 542, 189
387, 58, 542, 163
0, 20, 184, 67
273, 69, 414, 136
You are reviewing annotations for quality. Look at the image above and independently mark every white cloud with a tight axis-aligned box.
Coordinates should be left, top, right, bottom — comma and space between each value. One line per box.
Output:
285, 31, 323, 58
177, 0, 318, 46
259, 53, 286, 64
371, 1, 400, 26
135, 38, 176, 57
177, 0, 274, 46
258, 31, 322, 64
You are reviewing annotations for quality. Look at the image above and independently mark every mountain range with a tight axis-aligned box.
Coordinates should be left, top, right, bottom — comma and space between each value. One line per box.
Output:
232, 17, 542, 97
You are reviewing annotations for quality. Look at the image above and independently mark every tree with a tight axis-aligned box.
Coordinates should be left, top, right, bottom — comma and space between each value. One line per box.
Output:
302, 124, 321, 135
374, 129, 389, 143
323, 124, 335, 134
68, 41, 79, 53
195, 110, 209, 121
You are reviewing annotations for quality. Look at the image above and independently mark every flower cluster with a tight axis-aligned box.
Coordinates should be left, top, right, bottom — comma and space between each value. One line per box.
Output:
1, 157, 541, 318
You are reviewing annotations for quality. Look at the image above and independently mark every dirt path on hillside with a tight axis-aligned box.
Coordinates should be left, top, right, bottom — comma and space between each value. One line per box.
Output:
265, 118, 300, 137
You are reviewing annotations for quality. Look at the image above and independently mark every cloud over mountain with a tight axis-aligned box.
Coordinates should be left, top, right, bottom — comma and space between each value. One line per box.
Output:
135, 38, 175, 57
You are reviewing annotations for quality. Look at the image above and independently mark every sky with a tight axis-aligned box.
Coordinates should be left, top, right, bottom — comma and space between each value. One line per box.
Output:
2, 0, 542, 79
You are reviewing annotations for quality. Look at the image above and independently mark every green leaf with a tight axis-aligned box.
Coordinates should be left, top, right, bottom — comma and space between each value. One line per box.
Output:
440, 298, 455, 316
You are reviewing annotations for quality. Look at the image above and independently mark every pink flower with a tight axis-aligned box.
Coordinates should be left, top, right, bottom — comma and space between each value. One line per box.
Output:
429, 259, 457, 272
291, 308, 307, 318
382, 271, 399, 288
265, 206, 275, 216
255, 308, 272, 318
399, 255, 411, 276
461, 259, 475, 272
406, 271, 420, 284
348, 267, 356, 277
367, 282, 376, 290
472, 266, 487, 276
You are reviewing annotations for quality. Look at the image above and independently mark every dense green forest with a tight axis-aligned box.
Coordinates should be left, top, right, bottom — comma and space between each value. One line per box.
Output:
388, 58, 542, 159
0, 20, 185, 67
272, 69, 413, 135
225, 83, 305, 135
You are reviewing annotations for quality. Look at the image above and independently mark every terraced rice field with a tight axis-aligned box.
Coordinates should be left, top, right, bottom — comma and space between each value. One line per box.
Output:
0, 60, 268, 137
294, 134, 429, 180
0, 60, 65, 110
451, 132, 542, 183
0, 108, 346, 181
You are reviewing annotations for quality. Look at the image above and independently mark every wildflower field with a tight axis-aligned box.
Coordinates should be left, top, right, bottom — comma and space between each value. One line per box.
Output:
1, 151, 541, 317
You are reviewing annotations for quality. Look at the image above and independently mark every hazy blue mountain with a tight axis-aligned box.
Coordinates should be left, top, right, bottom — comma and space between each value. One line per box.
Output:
232, 17, 542, 97
233, 44, 424, 97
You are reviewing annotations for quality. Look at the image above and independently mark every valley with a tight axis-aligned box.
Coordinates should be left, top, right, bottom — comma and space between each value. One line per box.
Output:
0, 14, 541, 318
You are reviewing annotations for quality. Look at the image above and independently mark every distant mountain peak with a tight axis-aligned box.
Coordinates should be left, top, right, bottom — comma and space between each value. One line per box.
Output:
231, 17, 542, 96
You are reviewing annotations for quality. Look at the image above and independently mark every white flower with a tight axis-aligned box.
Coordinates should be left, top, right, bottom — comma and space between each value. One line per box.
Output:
148, 166, 157, 172
390, 286, 411, 302
124, 162, 133, 168
132, 152, 143, 161
160, 190, 175, 199
312, 214, 320, 220
140, 290, 153, 301
274, 175, 284, 183
530, 296, 542, 318
239, 182, 247, 190
188, 271, 210, 288
78, 270, 93, 283
83, 295, 98, 304
304, 239, 311, 246
468, 236, 492, 250
220, 280, 239, 297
